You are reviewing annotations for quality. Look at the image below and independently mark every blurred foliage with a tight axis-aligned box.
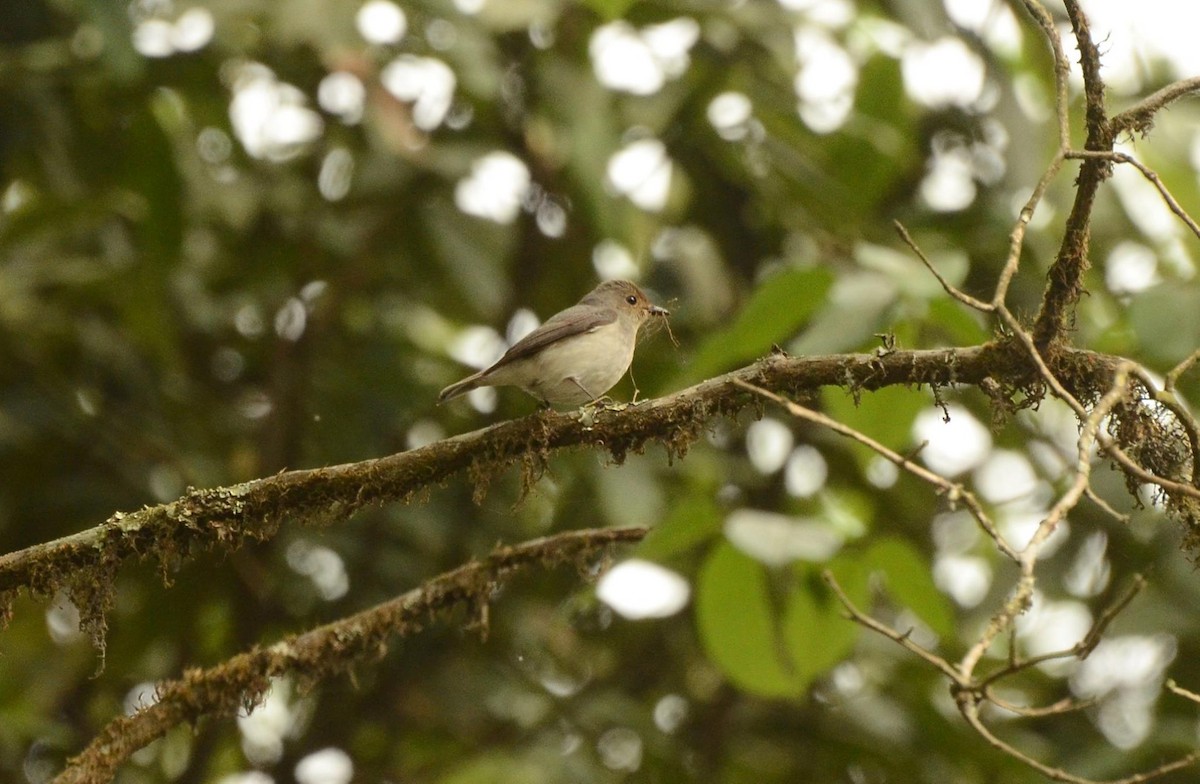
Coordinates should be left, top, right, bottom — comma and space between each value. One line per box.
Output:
3, 0, 1200, 782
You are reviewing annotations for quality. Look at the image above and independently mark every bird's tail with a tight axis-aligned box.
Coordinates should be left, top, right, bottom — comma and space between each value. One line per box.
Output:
437, 373, 482, 404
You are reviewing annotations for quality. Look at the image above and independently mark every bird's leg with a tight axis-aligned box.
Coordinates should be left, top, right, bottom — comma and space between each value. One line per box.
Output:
568, 377, 625, 413
567, 377, 600, 403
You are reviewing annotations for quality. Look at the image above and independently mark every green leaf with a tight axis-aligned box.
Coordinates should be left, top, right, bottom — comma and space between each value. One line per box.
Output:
822, 384, 926, 470
579, 0, 640, 20
864, 537, 955, 638
440, 754, 553, 784
695, 541, 801, 697
1128, 282, 1200, 365
824, 54, 918, 220
782, 566, 865, 686
637, 494, 723, 560
683, 267, 833, 383
424, 198, 517, 318
789, 271, 896, 356
926, 297, 990, 345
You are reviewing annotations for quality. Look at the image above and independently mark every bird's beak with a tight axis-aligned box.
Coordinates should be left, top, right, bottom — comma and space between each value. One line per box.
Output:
649, 305, 669, 317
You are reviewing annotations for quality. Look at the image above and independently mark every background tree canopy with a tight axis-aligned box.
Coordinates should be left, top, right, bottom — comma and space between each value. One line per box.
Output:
4, 0, 1200, 782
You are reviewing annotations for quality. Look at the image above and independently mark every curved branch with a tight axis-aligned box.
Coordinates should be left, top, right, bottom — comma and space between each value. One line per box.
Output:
51, 526, 646, 784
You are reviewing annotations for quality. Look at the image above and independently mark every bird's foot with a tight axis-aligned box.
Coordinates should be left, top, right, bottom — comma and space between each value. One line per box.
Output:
577, 396, 628, 427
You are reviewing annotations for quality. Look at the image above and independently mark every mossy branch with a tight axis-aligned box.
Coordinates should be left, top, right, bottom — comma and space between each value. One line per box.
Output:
0, 344, 1021, 637
1030, 0, 1113, 351
50, 527, 646, 784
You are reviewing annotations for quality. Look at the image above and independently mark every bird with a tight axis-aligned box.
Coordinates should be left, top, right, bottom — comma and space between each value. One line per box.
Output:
437, 279, 669, 407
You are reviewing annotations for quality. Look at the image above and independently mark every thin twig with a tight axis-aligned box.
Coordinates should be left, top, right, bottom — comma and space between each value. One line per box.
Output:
1067, 149, 1200, 242
958, 573, 1035, 681
1084, 487, 1130, 524
977, 574, 1147, 688
996, 0, 1071, 307
1165, 349, 1200, 394
1020, 0, 1070, 148
732, 379, 1016, 560
1081, 574, 1147, 650
958, 693, 1198, 784
1096, 431, 1200, 501
822, 570, 964, 684
984, 691, 1098, 718
1111, 76, 1200, 137
894, 221, 993, 312
995, 152, 1066, 307
1022, 364, 1133, 557
1166, 679, 1200, 706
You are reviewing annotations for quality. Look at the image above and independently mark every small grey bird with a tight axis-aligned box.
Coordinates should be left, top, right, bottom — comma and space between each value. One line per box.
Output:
437, 280, 669, 407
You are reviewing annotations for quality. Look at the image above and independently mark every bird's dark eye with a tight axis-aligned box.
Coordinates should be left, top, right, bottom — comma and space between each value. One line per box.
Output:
626, 295, 638, 305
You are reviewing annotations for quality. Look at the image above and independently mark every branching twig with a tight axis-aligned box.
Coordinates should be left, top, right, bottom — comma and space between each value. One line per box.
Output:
893, 221, 993, 312
1067, 149, 1200, 242
959, 363, 1134, 679
733, 378, 1016, 560
958, 693, 1198, 784
822, 570, 964, 684
749, 5, 1195, 784
976, 574, 1147, 688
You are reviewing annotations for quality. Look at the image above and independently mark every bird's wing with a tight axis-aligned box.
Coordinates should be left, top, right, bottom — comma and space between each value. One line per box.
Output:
486, 304, 616, 369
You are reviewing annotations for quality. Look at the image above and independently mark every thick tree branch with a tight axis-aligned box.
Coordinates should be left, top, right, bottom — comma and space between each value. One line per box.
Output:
1030, 0, 1114, 350
0, 345, 1027, 630
10, 338, 1198, 647
51, 526, 645, 784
